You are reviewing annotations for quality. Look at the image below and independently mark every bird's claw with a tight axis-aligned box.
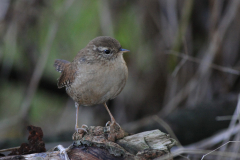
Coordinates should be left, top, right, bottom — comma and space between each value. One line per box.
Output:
105, 121, 121, 128
105, 121, 111, 126
75, 124, 88, 134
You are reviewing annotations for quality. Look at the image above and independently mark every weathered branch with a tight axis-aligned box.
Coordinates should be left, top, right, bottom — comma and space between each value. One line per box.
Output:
0, 124, 177, 160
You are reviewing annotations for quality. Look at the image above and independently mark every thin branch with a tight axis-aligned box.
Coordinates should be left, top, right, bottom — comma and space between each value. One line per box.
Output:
172, 0, 194, 52
153, 115, 182, 147
171, 57, 187, 77
19, 0, 75, 119
0, 147, 20, 153
217, 94, 240, 155
167, 51, 240, 75
171, 37, 189, 77
160, 0, 240, 117
201, 141, 240, 160
0, 0, 76, 131
185, 125, 240, 149
98, 0, 114, 36
156, 148, 240, 160
216, 115, 238, 121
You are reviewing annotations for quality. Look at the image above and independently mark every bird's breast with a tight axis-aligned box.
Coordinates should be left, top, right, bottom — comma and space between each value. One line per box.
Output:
66, 56, 128, 106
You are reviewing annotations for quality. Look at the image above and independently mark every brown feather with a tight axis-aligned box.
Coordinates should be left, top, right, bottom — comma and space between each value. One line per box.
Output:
54, 59, 75, 88
57, 63, 76, 88
54, 59, 70, 73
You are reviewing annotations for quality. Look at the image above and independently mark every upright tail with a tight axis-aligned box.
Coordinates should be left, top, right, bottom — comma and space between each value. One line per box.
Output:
54, 59, 74, 88
54, 59, 70, 73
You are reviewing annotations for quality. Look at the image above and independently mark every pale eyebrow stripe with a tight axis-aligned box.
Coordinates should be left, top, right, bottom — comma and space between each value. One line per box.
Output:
97, 46, 109, 51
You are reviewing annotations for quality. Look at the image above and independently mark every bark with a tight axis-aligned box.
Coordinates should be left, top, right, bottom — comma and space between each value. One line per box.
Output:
0, 124, 176, 160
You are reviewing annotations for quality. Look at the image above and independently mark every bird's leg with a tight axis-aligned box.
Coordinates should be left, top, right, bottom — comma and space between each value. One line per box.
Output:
75, 102, 79, 130
104, 103, 116, 122
104, 103, 121, 128
104, 102, 127, 142
75, 102, 88, 133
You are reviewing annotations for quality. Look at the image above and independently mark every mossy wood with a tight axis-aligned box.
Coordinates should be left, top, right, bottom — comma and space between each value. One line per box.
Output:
0, 126, 176, 160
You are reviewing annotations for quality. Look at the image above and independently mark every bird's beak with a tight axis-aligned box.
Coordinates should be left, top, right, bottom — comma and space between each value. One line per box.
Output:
120, 48, 130, 53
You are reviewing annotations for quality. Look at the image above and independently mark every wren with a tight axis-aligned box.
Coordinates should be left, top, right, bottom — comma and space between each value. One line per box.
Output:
54, 36, 129, 132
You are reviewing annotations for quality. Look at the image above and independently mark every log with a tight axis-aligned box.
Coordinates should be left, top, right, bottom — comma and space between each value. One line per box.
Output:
0, 124, 177, 160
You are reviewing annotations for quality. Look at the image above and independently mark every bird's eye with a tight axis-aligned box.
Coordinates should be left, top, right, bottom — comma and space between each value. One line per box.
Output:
104, 50, 110, 54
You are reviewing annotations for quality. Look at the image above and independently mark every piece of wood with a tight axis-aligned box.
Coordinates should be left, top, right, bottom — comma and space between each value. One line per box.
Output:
117, 130, 175, 155
0, 125, 176, 160
0, 151, 61, 160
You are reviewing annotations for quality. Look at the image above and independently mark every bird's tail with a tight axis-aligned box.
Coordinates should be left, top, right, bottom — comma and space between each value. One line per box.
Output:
54, 59, 70, 73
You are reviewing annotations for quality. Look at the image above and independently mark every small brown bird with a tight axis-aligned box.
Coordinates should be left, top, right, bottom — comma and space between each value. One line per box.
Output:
54, 36, 129, 132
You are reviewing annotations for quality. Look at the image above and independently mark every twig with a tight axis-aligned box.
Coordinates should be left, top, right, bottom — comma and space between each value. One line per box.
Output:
209, 0, 223, 36
217, 94, 240, 155
177, 154, 190, 160
171, 55, 187, 77
98, 0, 114, 36
122, 116, 154, 133
158, 0, 178, 44
185, 125, 240, 149
216, 115, 238, 121
230, 129, 240, 160
1, 21, 17, 79
0, 147, 20, 153
0, 0, 76, 132
167, 51, 240, 75
20, 0, 75, 118
172, 0, 193, 52
156, 147, 240, 160
160, 0, 240, 117
153, 115, 182, 147
201, 141, 240, 160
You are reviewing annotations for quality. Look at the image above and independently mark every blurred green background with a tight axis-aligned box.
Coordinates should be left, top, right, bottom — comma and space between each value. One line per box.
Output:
1, 0, 240, 156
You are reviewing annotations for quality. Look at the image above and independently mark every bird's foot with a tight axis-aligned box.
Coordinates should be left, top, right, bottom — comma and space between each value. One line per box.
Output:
75, 124, 88, 134
105, 120, 128, 142
105, 120, 121, 128
73, 124, 89, 140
